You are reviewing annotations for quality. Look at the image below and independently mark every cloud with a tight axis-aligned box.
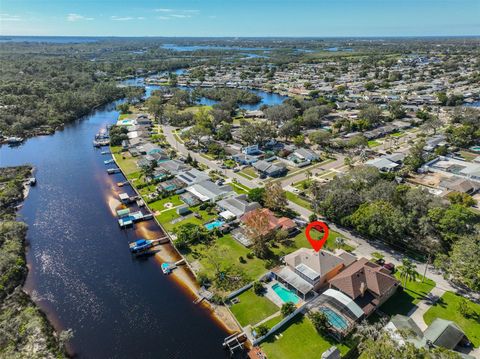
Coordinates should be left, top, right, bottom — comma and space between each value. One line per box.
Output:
67, 13, 94, 21
111, 16, 134, 21
156, 16, 170, 20
155, 8, 173, 12
0, 13, 20, 21
170, 14, 191, 18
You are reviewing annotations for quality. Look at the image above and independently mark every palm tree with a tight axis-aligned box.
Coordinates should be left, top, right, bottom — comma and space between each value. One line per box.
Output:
398, 258, 418, 288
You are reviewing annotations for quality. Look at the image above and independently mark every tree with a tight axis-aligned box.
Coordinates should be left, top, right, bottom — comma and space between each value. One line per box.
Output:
248, 187, 266, 205
146, 95, 164, 124
281, 302, 296, 317
116, 103, 131, 114
309, 130, 332, 148
421, 115, 443, 135
253, 281, 265, 295
240, 122, 275, 145
279, 119, 302, 140
140, 159, 157, 181
447, 192, 476, 207
388, 101, 406, 119
398, 258, 418, 288
264, 182, 287, 212
243, 209, 273, 259
404, 139, 426, 172
359, 104, 383, 126
254, 324, 269, 337
264, 104, 297, 125
435, 235, 480, 291
174, 223, 212, 249
458, 297, 474, 318
309, 311, 331, 334
303, 105, 330, 128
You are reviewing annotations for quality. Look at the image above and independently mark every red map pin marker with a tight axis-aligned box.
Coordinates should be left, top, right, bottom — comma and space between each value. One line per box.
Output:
305, 221, 329, 252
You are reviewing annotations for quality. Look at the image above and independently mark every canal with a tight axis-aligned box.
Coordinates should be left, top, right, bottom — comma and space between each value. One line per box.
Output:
0, 100, 231, 358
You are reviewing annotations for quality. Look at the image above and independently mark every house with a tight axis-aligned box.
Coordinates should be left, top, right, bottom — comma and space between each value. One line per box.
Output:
185, 180, 234, 203
240, 208, 297, 235
280, 248, 356, 292
424, 135, 447, 152
328, 257, 400, 317
366, 157, 400, 172
439, 176, 480, 194
232, 153, 260, 165
386, 315, 473, 357
176, 168, 210, 186
137, 143, 163, 155
242, 144, 263, 155
424, 157, 480, 182
293, 148, 320, 162
157, 159, 191, 176
216, 194, 261, 220
253, 160, 287, 177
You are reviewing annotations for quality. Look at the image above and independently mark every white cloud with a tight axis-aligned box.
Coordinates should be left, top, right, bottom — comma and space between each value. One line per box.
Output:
170, 14, 191, 18
155, 8, 173, 12
0, 13, 21, 21
67, 13, 94, 22
111, 16, 134, 21
156, 16, 170, 20
137, 17, 145, 20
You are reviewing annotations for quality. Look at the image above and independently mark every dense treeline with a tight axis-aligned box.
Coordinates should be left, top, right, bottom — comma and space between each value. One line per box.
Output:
311, 166, 479, 290
0, 41, 196, 137
0, 166, 68, 358
191, 87, 261, 105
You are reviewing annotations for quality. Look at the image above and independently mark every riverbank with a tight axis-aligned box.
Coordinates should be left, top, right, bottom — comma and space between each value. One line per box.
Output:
109, 147, 241, 334
0, 166, 68, 358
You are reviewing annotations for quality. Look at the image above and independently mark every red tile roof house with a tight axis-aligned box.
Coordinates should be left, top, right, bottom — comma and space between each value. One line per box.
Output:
328, 257, 400, 317
240, 208, 297, 236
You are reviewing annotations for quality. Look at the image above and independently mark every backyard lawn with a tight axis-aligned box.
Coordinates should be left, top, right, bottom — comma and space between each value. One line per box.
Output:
241, 167, 258, 178
368, 140, 381, 148
148, 195, 183, 212
285, 191, 311, 210
424, 291, 480, 347
111, 147, 139, 175
260, 315, 351, 359
230, 181, 250, 194
184, 234, 267, 281
380, 273, 436, 316
229, 288, 279, 327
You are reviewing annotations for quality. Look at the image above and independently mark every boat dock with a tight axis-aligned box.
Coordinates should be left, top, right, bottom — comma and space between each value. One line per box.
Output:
118, 211, 154, 227
223, 332, 247, 355
101, 150, 111, 155
107, 168, 121, 174
104, 159, 115, 165
194, 286, 214, 304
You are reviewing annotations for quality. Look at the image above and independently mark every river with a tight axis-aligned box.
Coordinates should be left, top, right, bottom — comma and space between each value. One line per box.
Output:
0, 100, 232, 358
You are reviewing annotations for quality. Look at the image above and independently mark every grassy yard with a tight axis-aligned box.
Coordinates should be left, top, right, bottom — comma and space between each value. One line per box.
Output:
237, 171, 255, 180
380, 273, 436, 316
241, 167, 258, 178
285, 191, 311, 210
260, 315, 351, 359
458, 150, 478, 162
280, 227, 355, 254
148, 195, 183, 212
424, 291, 480, 347
230, 181, 250, 195
230, 289, 279, 327
368, 140, 381, 148
184, 234, 267, 281
111, 147, 139, 175
390, 132, 405, 137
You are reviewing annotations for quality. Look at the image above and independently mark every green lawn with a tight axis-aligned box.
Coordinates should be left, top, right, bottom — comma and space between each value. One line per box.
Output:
380, 273, 436, 316
424, 291, 480, 347
390, 132, 405, 137
148, 195, 183, 212
237, 171, 255, 180
285, 191, 311, 210
230, 289, 279, 327
458, 150, 478, 162
293, 179, 312, 190
111, 146, 139, 175
241, 167, 258, 178
260, 315, 351, 359
262, 314, 283, 329
184, 234, 267, 281
368, 140, 381, 148
230, 181, 250, 195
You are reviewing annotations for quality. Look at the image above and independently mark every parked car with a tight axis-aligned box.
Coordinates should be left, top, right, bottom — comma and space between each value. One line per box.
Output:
233, 168, 240, 172
383, 263, 395, 273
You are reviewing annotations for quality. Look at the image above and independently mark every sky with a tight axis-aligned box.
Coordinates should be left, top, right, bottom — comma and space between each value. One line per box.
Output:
1, 0, 479, 37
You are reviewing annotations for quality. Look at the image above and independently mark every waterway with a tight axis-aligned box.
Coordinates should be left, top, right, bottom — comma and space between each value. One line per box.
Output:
0, 102, 231, 357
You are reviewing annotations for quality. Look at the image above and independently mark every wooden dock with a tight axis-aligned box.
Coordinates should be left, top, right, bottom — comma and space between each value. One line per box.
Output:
223, 332, 247, 354
107, 168, 121, 174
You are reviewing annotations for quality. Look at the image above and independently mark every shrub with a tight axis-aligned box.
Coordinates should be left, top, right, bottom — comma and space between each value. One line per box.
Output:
254, 324, 269, 337
281, 302, 296, 317
253, 281, 264, 295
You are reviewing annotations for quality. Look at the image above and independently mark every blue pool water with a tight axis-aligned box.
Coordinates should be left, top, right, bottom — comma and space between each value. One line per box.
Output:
272, 283, 300, 304
470, 146, 480, 152
204, 220, 224, 231
319, 307, 349, 330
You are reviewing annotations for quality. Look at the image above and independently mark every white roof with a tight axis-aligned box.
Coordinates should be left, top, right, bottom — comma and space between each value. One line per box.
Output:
219, 210, 236, 220
275, 266, 314, 294
322, 289, 364, 319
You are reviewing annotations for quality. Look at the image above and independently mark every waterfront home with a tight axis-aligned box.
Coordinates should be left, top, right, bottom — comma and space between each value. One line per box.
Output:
137, 143, 163, 155
386, 315, 473, 357
328, 257, 400, 317
253, 160, 287, 177
157, 159, 191, 176
216, 194, 261, 220
185, 180, 235, 203
176, 168, 211, 186
276, 248, 356, 294
240, 208, 296, 236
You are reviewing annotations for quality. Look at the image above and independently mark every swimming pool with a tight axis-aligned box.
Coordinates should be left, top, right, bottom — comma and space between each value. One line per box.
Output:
470, 146, 480, 152
272, 283, 300, 304
204, 220, 224, 231
319, 307, 349, 330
